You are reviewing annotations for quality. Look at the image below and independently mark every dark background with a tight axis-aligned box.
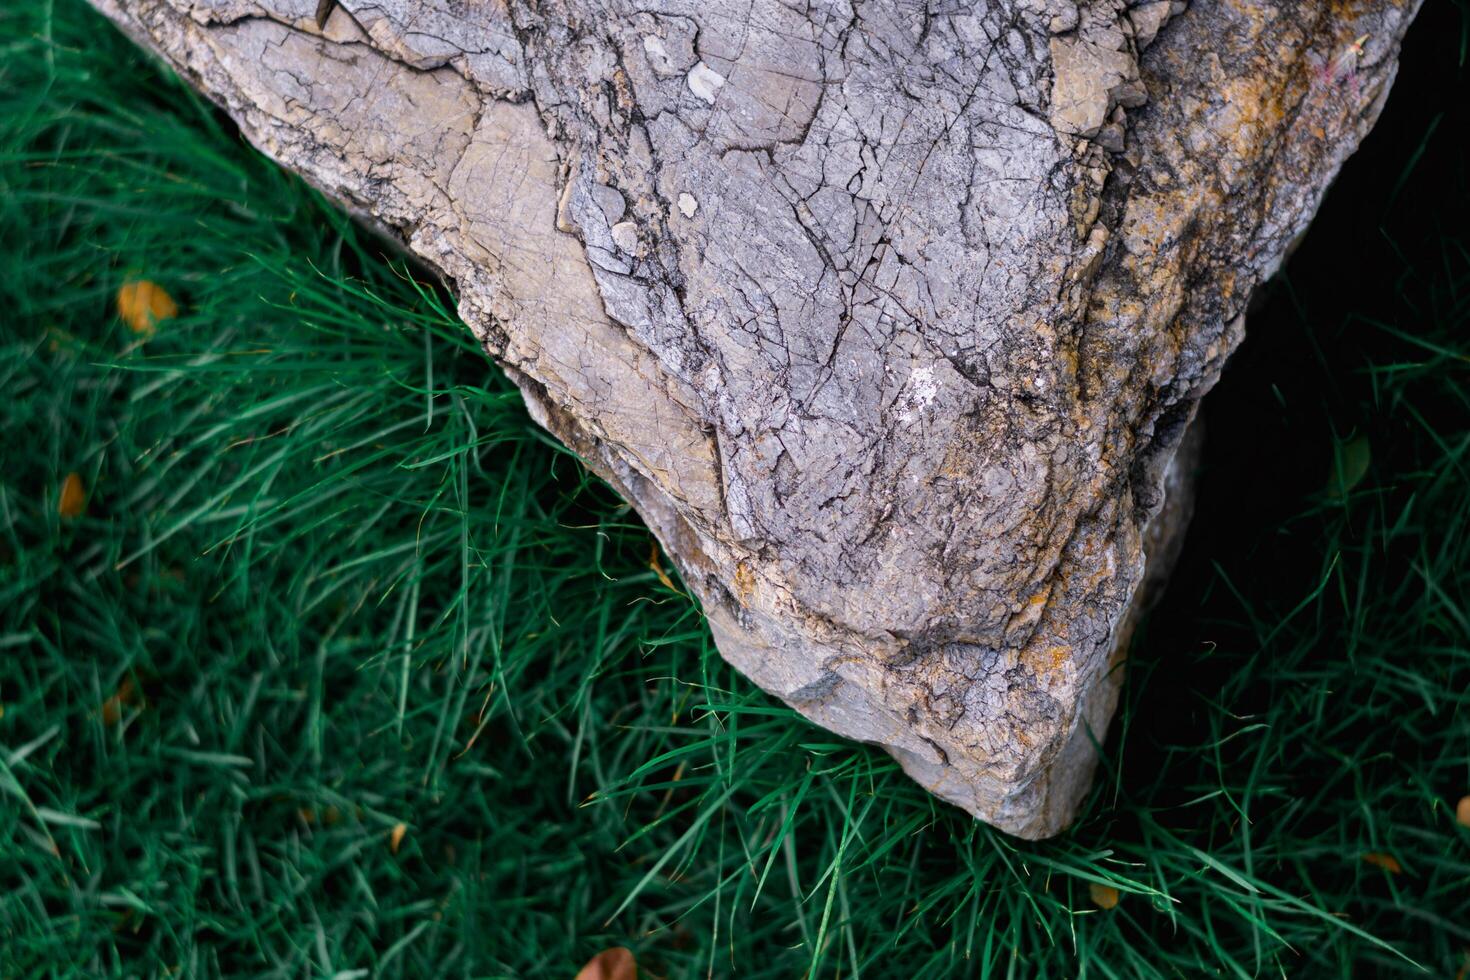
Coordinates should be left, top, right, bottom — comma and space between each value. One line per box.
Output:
1138, 1, 1467, 752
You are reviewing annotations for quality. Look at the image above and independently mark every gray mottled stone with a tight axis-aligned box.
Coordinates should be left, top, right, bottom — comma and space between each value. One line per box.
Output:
90, 0, 1420, 836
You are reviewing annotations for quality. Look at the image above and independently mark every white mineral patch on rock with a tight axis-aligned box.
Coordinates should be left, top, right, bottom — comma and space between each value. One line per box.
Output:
610, 220, 639, 253
686, 61, 725, 104
642, 35, 671, 71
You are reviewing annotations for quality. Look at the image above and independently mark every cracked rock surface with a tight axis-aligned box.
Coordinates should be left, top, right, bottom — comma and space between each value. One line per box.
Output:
90, 0, 1420, 837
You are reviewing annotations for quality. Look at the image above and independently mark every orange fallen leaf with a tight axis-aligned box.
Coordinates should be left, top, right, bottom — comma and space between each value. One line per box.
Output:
116, 279, 178, 336
1088, 882, 1119, 909
101, 677, 138, 726
389, 822, 407, 854
574, 946, 637, 980
1456, 796, 1470, 828
1362, 852, 1402, 874
58, 472, 86, 519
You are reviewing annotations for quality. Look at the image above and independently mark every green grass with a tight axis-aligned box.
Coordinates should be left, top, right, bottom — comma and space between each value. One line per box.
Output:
3, 1, 1469, 976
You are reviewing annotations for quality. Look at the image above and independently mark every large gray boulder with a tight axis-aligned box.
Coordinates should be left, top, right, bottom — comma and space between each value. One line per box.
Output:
90, 0, 1420, 837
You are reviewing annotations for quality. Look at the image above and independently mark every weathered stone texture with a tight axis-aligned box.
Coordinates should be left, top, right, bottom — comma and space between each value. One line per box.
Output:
90, 0, 1420, 836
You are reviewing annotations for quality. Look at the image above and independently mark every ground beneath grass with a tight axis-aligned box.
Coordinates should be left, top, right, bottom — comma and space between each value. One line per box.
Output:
3, 2, 1469, 976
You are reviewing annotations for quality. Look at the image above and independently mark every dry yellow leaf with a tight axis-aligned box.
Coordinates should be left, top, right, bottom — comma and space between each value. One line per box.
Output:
1088, 882, 1119, 910
116, 279, 178, 336
1456, 795, 1470, 828
389, 822, 407, 854
58, 472, 86, 519
647, 541, 681, 594
1362, 852, 1402, 874
574, 946, 637, 980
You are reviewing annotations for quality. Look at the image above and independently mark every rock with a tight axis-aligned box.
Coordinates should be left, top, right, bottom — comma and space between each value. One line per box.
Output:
87, 0, 1421, 837
1049, 35, 1139, 138
1129, 2, 1174, 49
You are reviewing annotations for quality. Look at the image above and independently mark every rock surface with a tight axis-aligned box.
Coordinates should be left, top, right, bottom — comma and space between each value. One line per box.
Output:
90, 0, 1420, 837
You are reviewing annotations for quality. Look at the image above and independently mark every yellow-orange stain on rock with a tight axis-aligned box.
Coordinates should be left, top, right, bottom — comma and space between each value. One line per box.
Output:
733, 562, 756, 604
1048, 645, 1070, 672
1023, 644, 1072, 679
1218, 74, 1288, 169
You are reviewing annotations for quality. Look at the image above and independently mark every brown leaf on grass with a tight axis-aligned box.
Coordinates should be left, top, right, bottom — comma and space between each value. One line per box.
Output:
101, 677, 139, 725
1362, 852, 1402, 874
574, 947, 637, 980
1456, 795, 1470, 828
116, 280, 178, 337
298, 805, 342, 827
647, 541, 681, 595
58, 472, 86, 519
389, 822, 407, 854
1088, 882, 1120, 910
